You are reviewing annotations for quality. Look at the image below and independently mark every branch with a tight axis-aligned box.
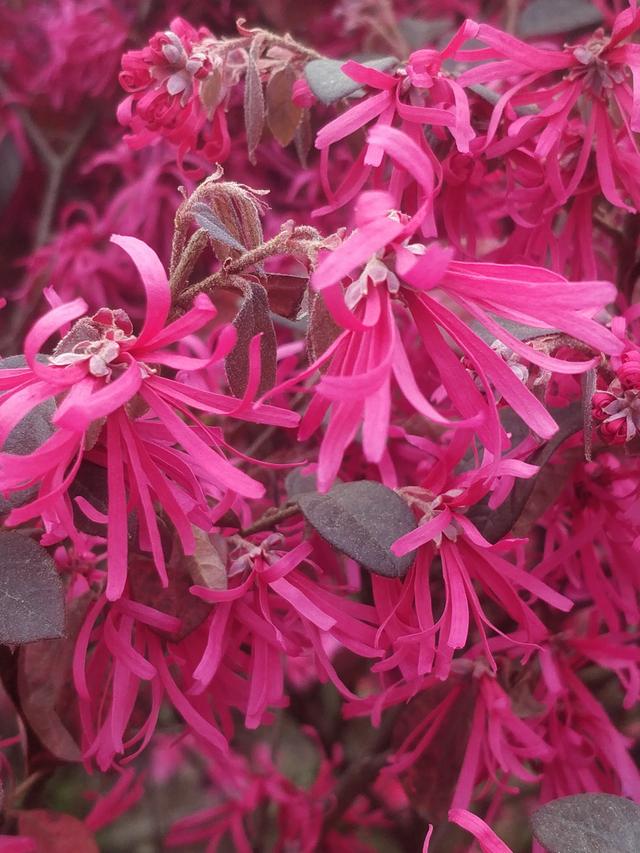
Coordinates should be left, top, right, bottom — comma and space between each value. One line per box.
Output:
239, 502, 301, 537
321, 707, 401, 835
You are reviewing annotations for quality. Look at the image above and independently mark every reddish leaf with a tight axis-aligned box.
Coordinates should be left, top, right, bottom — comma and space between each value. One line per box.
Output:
297, 481, 417, 578
223, 276, 277, 397
393, 675, 477, 822
244, 43, 265, 164
306, 290, 341, 364
265, 272, 308, 320
128, 555, 211, 642
17, 597, 89, 762
17, 810, 98, 853
184, 528, 228, 591
266, 65, 302, 147
199, 67, 223, 117
294, 107, 313, 168
0, 533, 64, 646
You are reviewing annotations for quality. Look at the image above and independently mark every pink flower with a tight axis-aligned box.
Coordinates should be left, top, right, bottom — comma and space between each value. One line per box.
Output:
2, 0, 127, 110
314, 21, 479, 216
458, 7, 640, 210
118, 19, 230, 172
536, 452, 640, 629
383, 480, 572, 680
0, 235, 297, 600
446, 809, 513, 853
290, 126, 622, 490
72, 591, 229, 769
189, 534, 381, 728
536, 644, 640, 803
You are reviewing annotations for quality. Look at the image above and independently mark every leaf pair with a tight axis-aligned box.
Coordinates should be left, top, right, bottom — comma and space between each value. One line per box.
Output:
245, 52, 302, 162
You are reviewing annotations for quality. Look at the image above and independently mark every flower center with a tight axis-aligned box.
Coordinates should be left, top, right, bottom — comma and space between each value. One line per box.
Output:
567, 31, 625, 95
50, 308, 136, 378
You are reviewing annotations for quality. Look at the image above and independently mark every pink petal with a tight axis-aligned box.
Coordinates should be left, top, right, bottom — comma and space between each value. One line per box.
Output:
110, 235, 171, 347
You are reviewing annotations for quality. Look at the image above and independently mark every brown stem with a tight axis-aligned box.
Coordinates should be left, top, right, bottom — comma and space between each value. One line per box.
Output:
239, 502, 301, 536
0, 82, 93, 250
321, 707, 401, 835
172, 229, 321, 313
211, 28, 323, 61
0, 82, 94, 350
504, 0, 522, 35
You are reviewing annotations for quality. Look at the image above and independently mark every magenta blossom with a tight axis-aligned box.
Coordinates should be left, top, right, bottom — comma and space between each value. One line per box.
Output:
291, 127, 622, 490
0, 235, 297, 599
118, 18, 230, 172
458, 5, 640, 210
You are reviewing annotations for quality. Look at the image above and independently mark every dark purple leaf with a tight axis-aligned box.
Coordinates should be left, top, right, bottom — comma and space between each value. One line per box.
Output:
531, 793, 640, 853
70, 460, 137, 540
469, 84, 538, 117
128, 554, 211, 642
472, 315, 558, 346
394, 675, 476, 821
397, 17, 451, 50
306, 290, 341, 365
17, 810, 98, 853
285, 469, 342, 499
519, 0, 602, 38
224, 277, 277, 397
294, 107, 313, 168
0, 532, 64, 645
244, 44, 265, 164
266, 65, 302, 147
265, 272, 308, 320
304, 56, 398, 104
297, 481, 417, 578
468, 403, 582, 543
17, 596, 89, 762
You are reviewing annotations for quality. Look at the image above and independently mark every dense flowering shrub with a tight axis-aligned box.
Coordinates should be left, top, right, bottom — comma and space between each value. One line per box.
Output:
1, 1, 640, 851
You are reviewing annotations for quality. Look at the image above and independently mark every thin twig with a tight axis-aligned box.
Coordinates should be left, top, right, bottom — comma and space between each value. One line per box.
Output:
0, 80, 93, 249
321, 707, 401, 835
173, 228, 321, 312
505, 0, 522, 35
239, 502, 301, 536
